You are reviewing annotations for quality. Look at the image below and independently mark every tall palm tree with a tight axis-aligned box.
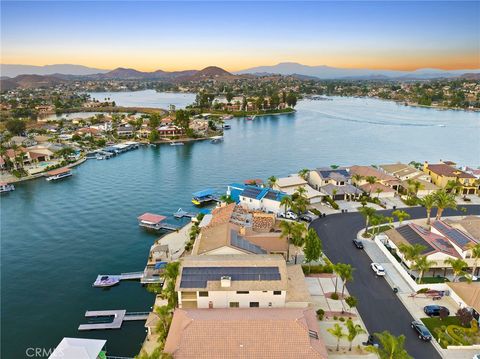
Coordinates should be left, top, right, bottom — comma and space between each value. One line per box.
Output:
358, 206, 376, 235
267, 175, 277, 188
291, 222, 307, 264
327, 323, 346, 351
298, 168, 310, 181
412, 256, 437, 283
445, 258, 467, 282
352, 174, 364, 184
392, 210, 410, 226
280, 195, 293, 216
366, 331, 412, 359
346, 319, 366, 351
339, 264, 354, 297
445, 179, 462, 195
420, 193, 436, 225
397, 243, 426, 263
365, 176, 377, 196
468, 243, 480, 276
433, 190, 457, 220
280, 220, 295, 260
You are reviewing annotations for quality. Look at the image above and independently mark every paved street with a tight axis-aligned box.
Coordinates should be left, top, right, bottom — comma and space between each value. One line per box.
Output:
310, 205, 480, 359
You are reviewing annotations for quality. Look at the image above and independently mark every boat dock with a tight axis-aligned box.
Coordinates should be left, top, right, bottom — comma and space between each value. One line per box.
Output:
173, 208, 197, 219
138, 212, 180, 231
78, 309, 149, 331
93, 271, 144, 287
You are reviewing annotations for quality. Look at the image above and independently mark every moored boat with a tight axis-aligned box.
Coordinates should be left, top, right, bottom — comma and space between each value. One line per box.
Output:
45, 168, 72, 181
223, 124, 231, 129
170, 142, 184, 146
93, 275, 120, 288
210, 135, 223, 143
0, 182, 15, 193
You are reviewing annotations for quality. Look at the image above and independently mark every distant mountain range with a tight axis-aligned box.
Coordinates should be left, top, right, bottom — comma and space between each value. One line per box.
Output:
235, 62, 480, 80
1, 64, 109, 77
1, 62, 479, 90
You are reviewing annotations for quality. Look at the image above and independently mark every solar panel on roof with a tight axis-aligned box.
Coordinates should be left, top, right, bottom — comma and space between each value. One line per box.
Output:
433, 221, 473, 248
231, 231, 267, 254
241, 187, 262, 199
397, 225, 435, 254
180, 266, 281, 288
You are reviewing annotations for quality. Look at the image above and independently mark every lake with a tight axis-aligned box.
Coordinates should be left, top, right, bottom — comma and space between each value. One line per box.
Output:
2, 93, 479, 358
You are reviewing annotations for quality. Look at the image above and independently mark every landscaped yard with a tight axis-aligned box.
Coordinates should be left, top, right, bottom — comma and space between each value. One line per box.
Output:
421, 316, 480, 348
366, 225, 393, 236
419, 276, 450, 284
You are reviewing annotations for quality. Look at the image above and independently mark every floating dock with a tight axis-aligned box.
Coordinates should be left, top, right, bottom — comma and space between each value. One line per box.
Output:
78, 310, 149, 331
138, 213, 180, 231
93, 271, 144, 287
173, 208, 197, 219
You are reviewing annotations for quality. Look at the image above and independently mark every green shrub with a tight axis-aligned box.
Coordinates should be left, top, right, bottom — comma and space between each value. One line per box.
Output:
301, 264, 334, 274
330, 292, 339, 300
339, 317, 345, 322
310, 208, 322, 216
333, 315, 338, 320
316, 309, 325, 321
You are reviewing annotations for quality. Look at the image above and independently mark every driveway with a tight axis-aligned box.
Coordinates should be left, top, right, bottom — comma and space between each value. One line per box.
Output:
310, 205, 480, 359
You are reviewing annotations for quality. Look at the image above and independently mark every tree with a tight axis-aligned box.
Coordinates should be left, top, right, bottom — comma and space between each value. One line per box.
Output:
174, 109, 190, 130
412, 256, 437, 283
304, 228, 322, 267
298, 168, 309, 180
6, 119, 26, 135
327, 323, 346, 351
365, 176, 377, 196
280, 220, 295, 260
366, 331, 412, 359
286, 92, 297, 108
397, 243, 426, 263
346, 319, 366, 351
56, 147, 75, 161
392, 210, 410, 226
358, 206, 376, 235
433, 190, 457, 220
291, 222, 307, 264
149, 114, 161, 129
445, 180, 462, 195
280, 195, 293, 216
420, 193, 436, 226
352, 174, 363, 184
344, 296, 358, 311
148, 129, 159, 143
456, 308, 473, 326
445, 258, 467, 282
334, 263, 354, 297
226, 92, 233, 103
468, 243, 480, 276
270, 92, 280, 109
267, 175, 277, 188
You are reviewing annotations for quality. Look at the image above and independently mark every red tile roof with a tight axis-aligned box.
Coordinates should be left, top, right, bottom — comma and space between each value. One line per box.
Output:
137, 213, 166, 224
426, 163, 475, 179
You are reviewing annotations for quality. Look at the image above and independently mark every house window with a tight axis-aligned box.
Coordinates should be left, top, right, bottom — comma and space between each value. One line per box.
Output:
236, 291, 249, 294
229, 302, 239, 308
249, 302, 259, 307
273, 291, 282, 295
198, 291, 209, 297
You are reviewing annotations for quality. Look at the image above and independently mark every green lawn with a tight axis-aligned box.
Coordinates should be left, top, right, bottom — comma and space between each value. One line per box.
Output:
419, 277, 450, 284
421, 316, 464, 348
366, 225, 393, 235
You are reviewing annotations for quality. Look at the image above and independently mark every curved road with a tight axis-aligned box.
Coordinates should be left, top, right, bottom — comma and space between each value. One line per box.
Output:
310, 205, 480, 359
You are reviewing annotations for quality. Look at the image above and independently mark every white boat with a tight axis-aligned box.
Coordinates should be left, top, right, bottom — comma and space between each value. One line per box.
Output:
0, 182, 15, 193
210, 136, 223, 143
46, 168, 72, 181
223, 124, 231, 130
170, 142, 184, 146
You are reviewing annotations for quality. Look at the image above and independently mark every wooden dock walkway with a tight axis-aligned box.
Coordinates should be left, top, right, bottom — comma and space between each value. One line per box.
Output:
119, 272, 144, 280
78, 309, 149, 331
173, 208, 197, 219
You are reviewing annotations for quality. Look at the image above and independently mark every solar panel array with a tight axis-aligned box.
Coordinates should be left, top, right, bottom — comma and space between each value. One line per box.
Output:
397, 225, 434, 254
433, 238, 454, 252
230, 231, 267, 254
433, 221, 474, 248
180, 266, 281, 288
241, 187, 263, 199
319, 169, 349, 179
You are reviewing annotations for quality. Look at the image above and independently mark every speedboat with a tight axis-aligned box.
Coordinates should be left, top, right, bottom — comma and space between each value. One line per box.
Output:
93, 275, 120, 288
0, 182, 15, 193
170, 142, 184, 146
210, 136, 223, 143
223, 124, 231, 129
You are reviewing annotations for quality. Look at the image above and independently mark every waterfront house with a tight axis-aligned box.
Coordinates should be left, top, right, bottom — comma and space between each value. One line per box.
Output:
307, 167, 362, 200
359, 182, 396, 198
379, 163, 430, 182
116, 124, 135, 137
4, 147, 31, 169
157, 125, 185, 138
164, 308, 327, 359
176, 254, 288, 309
444, 216, 480, 241
8, 136, 37, 147
273, 175, 323, 203
349, 165, 401, 191
48, 337, 107, 359
423, 161, 477, 195
235, 185, 287, 214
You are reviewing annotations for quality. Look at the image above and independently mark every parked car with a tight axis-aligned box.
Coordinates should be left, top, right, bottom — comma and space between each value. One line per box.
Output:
352, 238, 364, 249
370, 263, 386, 276
299, 214, 313, 222
279, 211, 298, 220
411, 320, 432, 341
423, 305, 450, 317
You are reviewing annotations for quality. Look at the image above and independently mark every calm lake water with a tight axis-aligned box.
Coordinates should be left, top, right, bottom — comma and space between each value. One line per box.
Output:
2, 93, 479, 358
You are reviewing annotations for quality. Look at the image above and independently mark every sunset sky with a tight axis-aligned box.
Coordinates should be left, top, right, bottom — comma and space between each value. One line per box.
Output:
1, 1, 479, 71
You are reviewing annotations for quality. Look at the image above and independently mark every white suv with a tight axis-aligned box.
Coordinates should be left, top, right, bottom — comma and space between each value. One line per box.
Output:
279, 211, 298, 220
371, 263, 386, 276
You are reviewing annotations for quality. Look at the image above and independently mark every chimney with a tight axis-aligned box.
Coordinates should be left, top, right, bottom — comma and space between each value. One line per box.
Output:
220, 276, 231, 288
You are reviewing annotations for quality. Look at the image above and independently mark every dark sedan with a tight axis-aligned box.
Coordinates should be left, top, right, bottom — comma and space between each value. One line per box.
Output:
424, 305, 450, 317
352, 238, 364, 249
411, 321, 432, 341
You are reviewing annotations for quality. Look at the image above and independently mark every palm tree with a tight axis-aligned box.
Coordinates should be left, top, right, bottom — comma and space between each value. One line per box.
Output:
445, 179, 462, 195
468, 243, 480, 276
445, 258, 467, 282
352, 174, 364, 184
345, 319, 366, 351
433, 190, 457, 220
290, 222, 306, 264
280, 195, 293, 216
406, 179, 423, 198
420, 193, 436, 225
412, 256, 437, 283
433, 189, 457, 220
358, 206, 376, 235
154, 305, 171, 336
365, 176, 377, 196
327, 323, 346, 351
339, 264, 354, 298
298, 168, 310, 180
392, 210, 410, 226
280, 220, 295, 260
267, 175, 277, 188
366, 331, 412, 359
397, 243, 426, 263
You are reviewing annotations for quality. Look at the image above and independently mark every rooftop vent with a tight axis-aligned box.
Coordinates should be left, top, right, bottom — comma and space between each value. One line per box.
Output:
220, 276, 231, 288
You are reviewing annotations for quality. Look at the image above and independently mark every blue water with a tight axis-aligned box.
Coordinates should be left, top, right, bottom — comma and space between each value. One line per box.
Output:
87, 90, 196, 109
1, 94, 479, 358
